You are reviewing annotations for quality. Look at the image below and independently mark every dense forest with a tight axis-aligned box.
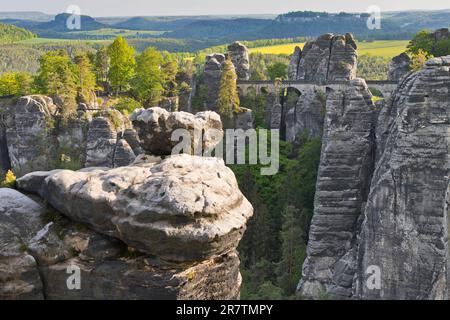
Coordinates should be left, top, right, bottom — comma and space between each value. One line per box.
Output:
0, 23, 35, 44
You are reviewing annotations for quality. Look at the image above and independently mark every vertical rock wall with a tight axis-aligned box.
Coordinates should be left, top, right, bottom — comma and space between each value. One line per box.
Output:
298, 78, 377, 298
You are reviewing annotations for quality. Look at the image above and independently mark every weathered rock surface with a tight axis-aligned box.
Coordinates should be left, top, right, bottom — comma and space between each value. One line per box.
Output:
299, 56, 450, 300
1, 96, 140, 176
298, 78, 376, 298
232, 108, 253, 130
289, 33, 357, 83
355, 56, 450, 299
388, 53, 411, 81
228, 42, 250, 81
203, 53, 226, 111
18, 154, 253, 262
4, 95, 58, 175
288, 46, 302, 80
285, 89, 326, 142
0, 183, 247, 299
131, 107, 223, 156
0, 188, 45, 299
85, 111, 136, 168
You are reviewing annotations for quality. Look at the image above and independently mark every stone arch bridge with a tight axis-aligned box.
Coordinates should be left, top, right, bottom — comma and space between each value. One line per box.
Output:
237, 80, 398, 98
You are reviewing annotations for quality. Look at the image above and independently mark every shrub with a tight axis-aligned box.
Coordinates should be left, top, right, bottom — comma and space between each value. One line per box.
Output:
113, 97, 142, 116
0, 170, 16, 188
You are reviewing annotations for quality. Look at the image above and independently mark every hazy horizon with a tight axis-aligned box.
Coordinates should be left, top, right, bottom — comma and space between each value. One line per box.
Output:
1, 0, 450, 17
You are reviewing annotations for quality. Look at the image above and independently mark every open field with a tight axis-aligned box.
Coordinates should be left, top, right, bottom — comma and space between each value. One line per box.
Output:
18, 37, 110, 45
249, 40, 410, 58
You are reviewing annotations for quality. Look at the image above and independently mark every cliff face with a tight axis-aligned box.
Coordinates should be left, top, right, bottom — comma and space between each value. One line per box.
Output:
228, 41, 250, 81
298, 78, 377, 298
299, 56, 450, 299
356, 56, 450, 299
288, 33, 357, 83
1, 96, 139, 176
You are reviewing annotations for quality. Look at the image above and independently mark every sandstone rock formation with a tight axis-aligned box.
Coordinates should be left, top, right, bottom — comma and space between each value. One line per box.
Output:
228, 42, 250, 81
131, 107, 223, 155
1, 179, 249, 299
18, 154, 253, 262
288, 46, 302, 80
2, 150, 252, 299
0, 188, 46, 299
298, 78, 376, 298
388, 53, 411, 81
298, 56, 450, 300
203, 53, 226, 111
0, 96, 140, 176
433, 28, 450, 42
356, 56, 450, 299
288, 33, 357, 83
285, 89, 326, 142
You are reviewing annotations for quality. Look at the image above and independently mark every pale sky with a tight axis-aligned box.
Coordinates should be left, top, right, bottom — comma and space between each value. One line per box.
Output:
0, 0, 449, 17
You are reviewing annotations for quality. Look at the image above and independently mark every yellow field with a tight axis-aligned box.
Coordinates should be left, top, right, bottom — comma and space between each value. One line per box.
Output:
248, 40, 410, 58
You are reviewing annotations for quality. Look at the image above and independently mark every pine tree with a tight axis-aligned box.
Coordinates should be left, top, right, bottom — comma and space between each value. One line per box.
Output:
132, 47, 163, 107
94, 46, 109, 83
276, 205, 306, 296
74, 54, 96, 104
0, 72, 32, 96
107, 36, 136, 95
34, 50, 77, 118
217, 58, 240, 118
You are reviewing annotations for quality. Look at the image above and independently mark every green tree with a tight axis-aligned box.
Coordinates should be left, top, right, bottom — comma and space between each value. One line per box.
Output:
0, 72, 32, 96
407, 30, 434, 56
267, 62, 288, 80
434, 39, 450, 57
277, 205, 306, 296
74, 54, 96, 104
132, 47, 163, 107
94, 46, 109, 83
107, 36, 136, 94
162, 59, 179, 97
411, 49, 431, 71
217, 58, 240, 118
34, 50, 77, 118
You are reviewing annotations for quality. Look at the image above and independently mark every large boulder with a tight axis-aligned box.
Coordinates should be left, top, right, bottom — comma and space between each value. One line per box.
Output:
18, 154, 253, 262
1, 185, 247, 299
130, 107, 223, 156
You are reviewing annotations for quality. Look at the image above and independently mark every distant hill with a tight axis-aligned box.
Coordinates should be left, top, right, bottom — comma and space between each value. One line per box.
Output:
0, 13, 108, 38
112, 17, 201, 31
0, 10, 449, 43
0, 23, 35, 44
0, 11, 53, 22
164, 18, 272, 40
35, 13, 107, 33
164, 10, 450, 41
